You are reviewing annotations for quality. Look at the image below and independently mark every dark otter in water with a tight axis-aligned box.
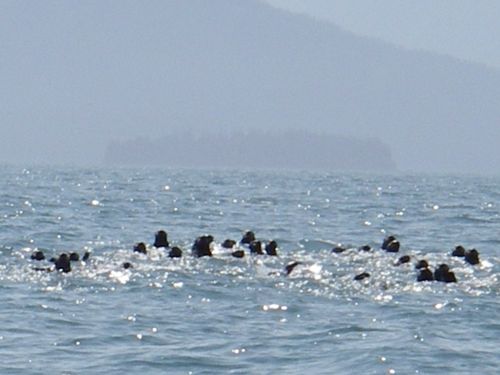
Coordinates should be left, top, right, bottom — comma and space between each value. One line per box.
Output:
133, 242, 147, 255
285, 261, 301, 276
385, 240, 400, 253
265, 241, 278, 256
54, 253, 71, 273
331, 246, 346, 254
382, 236, 400, 252
168, 246, 182, 258
123, 262, 133, 269
154, 230, 169, 248
417, 268, 434, 282
415, 260, 429, 269
240, 231, 256, 245
192, 235, 213, 257
434, 264, 457, 283
416, 260, 435, 282
69, 252, 80, 261
82, 251, 90, 261
354, 272, 370, 281
249, 241, 264, 255
31, 250, 45, 261
358, 245, 371, 252
464, 249, 480, 265
395, 255, 411, 265
231, 250, 245, 258
452, 245, 466, 257
382, 236, 395, 248
222, 239, 236, 249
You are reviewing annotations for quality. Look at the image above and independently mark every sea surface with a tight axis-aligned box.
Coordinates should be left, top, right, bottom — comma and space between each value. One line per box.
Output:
0, 165, 498, 374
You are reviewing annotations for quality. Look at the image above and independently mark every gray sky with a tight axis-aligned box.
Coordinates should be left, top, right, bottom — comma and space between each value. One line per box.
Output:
265, 0, 500, 69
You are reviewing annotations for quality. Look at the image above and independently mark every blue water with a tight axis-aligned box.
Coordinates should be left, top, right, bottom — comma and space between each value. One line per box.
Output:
0, 165, 498, 374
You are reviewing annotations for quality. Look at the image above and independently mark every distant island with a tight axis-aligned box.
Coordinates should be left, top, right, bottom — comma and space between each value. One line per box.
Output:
104, 130, 396, 172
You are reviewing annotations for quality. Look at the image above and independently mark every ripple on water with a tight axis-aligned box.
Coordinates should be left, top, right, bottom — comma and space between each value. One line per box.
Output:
0, 167, 499, 374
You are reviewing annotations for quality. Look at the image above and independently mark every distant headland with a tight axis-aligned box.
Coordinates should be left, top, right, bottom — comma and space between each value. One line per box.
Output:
104, 130, 396, 172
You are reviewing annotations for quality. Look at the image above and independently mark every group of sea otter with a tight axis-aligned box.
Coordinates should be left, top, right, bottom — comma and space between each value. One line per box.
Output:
332, 235, 481, 283
132, 230, 278, 258
28, 230, 277, 274
29, 231, 481, 283
30, 249, 90, 273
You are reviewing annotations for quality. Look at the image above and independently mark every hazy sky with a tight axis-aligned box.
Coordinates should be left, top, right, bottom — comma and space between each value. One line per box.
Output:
1, 0, 499, 173
265, 0, 500, 69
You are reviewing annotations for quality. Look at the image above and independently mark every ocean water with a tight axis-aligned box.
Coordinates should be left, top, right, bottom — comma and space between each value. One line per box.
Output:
0, 165, 498, 374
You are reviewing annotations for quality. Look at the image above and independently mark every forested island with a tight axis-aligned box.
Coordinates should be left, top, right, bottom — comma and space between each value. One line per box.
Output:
104, 130, 396, 171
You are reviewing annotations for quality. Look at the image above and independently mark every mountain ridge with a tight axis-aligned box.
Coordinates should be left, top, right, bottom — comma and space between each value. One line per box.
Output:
1, 0, 499, 173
